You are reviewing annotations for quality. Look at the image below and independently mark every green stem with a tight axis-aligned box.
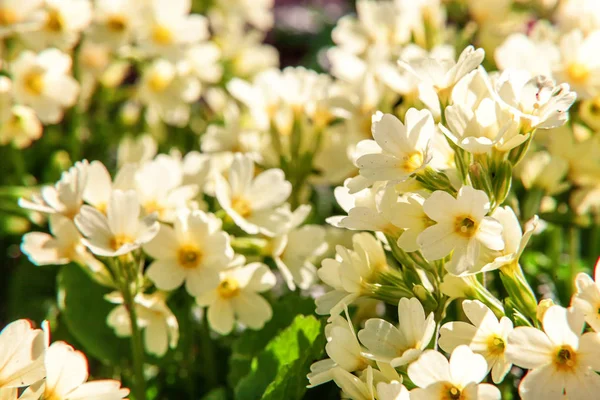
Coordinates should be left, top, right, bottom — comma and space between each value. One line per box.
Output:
122, 284, 147, 400
200, 312, 218, 388
568, 226, 580, 294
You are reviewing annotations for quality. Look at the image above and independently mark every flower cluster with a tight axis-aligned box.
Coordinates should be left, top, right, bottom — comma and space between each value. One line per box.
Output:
4, 0, 600, 399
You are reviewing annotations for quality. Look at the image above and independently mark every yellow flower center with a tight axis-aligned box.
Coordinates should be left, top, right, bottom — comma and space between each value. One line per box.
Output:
554, 345, 577, 372
42, 389, 62, 400
0, 8, 17, 25
217, 278, 240, 299
45, 9, 64, 32
487, 335, 506, 356
23, 71, 45, 96
443, 385, 463, 400
231, 196, 252, 217
147, 72, 171, 93
110, 234, 134, 251
152, 25, 172, 45
177, 244, 203, 269
144, 200, 165, 218
454, 216, 478, 238
400, 151, 424, 173
107, 14, 127, 32
567, 62, 590, 84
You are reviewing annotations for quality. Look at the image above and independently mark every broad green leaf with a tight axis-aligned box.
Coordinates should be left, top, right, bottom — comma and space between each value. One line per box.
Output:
201, 387, 228, 400
227, 294, 316, 386
57, 264, 130, 365
233, 315, 325, 400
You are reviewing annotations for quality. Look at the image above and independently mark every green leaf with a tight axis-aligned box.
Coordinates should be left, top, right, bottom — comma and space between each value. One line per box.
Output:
233, 314, 325, 400
57, 264, 130, 365
201, 387, 228, 400
227, 294, 316, 387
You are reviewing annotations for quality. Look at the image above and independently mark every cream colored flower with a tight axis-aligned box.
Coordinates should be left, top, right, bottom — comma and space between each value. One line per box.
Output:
506, 305, 600, 399
21, 341, 128, 400
11, 48, 79, 124
83, 161, 135, 214
144, 209, 233, 296
0, 0, 43, 38
392, 193, 433, 253
556, 0, 600, 35
19, 160, 88, 219
106, 291, 179, 357
327, 182, 403, 237
441, 68, 524, 154
492, 69, 576, 131
20, 0, 91, 51
21, 214, 111, 285
573, 258, 600, 332
215, 153, 292, 236
134, 0, 208, 59
408, 346, 500, 400
316, 233, 389, 316
495, 33, 559, 78
270, 205, 327, 291
116, 134, 157, 167
417, 186, 504, 275
358, 297, 435, 367
439, 300, 513, 383
134, 155, 199, 222
355, 109, 435, 186
0, 102, 42, 149
474, 206, 537, 273
137, 59, 201, 127
307, 314, 371, 387
196, 258, 276, 335
74, 189, 159, 257
0, 319, 46, 390
88, 0, 140, 49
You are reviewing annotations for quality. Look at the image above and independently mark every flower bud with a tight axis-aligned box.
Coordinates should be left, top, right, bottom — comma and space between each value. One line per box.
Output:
536, 298, 555, 323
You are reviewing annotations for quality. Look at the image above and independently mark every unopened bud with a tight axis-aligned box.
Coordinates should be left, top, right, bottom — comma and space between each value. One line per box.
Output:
413, 284, 438, 312
492, 160, 513, 206
469, 163, 495, 204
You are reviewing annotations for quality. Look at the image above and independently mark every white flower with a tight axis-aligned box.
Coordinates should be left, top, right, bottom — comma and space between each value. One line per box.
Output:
554, 30, 600, 100
355, 109, 435, 186
106, 291, 179, 357
392, 193, 433, 253
327, 182, 403, 237
144, 209, 233, 296
137, 59, 201, 127
0, 103, 42, 149
492, 69, 576, 131
573, 258, 600, 332
20, 0, 91, 51
506, 305, 600, 399
74, 189, 159, 257
358, 297, 435, 367
21, 341, 128, 400
270, 205, 327, 291
330, 366, 399, 400
134, 155, 199, 222
19, 160, 88, 219
439, 300, 514, 383
316, 233, 389, 316
196, 259, 276, 335
11, 48, 79, 124
408, 345, 501, 400
519, 151, 570, 195
474, 207, 538, 273
88, 0, 140, 49
495, 33, 559, 78
186, 43, 223, 84
417, 186, 504, 275
83, 161, 135, 214
215, 153, 292, 237
398, 46, 485, 107
556, 0, 600, 35
441, 68, 525, 154
117, 134, 157, 167
21, 214, 111, 285
0, 319, 46, 390
134, 0, 208, 59
0, 0, 43, 38
307, 314, 371, 387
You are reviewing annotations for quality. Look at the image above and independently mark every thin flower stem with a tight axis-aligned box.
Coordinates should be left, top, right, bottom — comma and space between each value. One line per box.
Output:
568, 226, 580, 295
200, 311, 219, 388
122, 283, 147, 400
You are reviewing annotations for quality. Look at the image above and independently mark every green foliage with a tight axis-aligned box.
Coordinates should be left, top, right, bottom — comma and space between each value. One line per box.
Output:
57, 264, 130, 365
233, 314, 325, 400
227, 294, 316, 386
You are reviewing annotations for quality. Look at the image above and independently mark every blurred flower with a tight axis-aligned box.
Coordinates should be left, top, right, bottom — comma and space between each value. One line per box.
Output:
0, 319, 46, 391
